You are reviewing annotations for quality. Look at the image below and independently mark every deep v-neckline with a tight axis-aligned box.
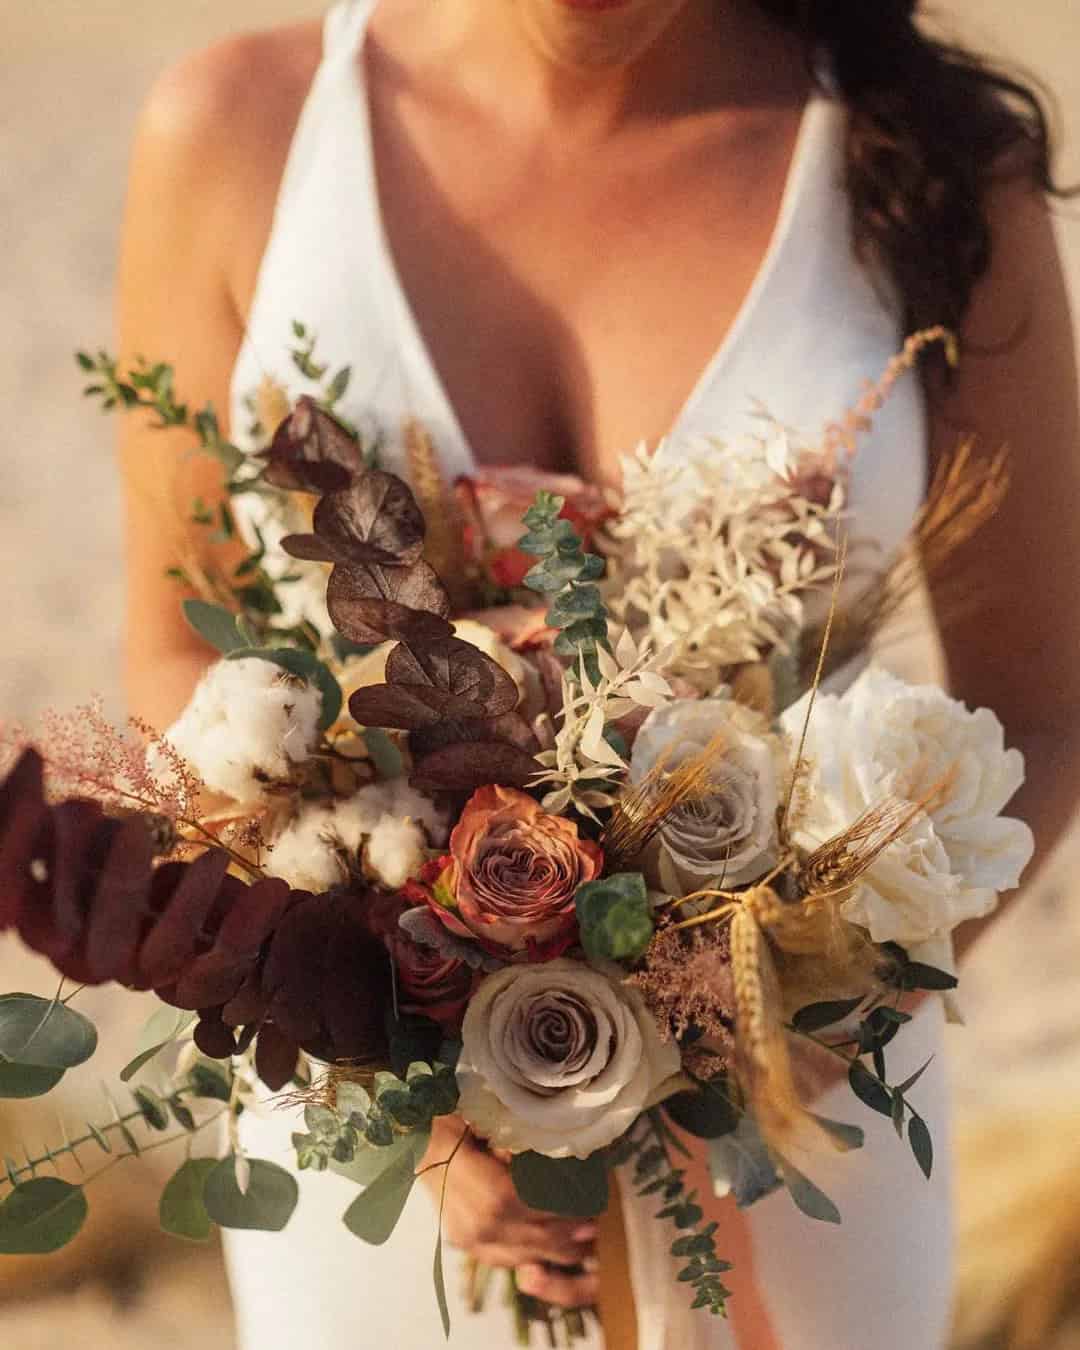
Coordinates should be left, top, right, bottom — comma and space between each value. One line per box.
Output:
347, 1, 824, 475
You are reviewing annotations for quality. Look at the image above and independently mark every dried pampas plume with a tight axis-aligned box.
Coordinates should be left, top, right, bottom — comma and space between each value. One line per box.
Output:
403, 417, 471, 611
803, 439, 1010, 684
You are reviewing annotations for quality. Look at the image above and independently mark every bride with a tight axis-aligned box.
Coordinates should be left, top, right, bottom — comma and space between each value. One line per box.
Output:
116, 0, 1080, 1345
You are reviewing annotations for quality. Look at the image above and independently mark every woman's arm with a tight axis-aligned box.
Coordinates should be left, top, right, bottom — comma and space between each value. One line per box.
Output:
925, 174, 1080, 961
116, 32, 316, 731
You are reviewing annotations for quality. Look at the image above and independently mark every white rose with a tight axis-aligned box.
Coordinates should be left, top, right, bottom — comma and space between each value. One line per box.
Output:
629, 697, 782, 891
781, 665, 1033, 966
160, 657, 322, 805
457, 959, 682, 1158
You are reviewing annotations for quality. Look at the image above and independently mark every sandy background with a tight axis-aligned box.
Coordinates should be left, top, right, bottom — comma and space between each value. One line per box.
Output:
2, 2, 1079, 1347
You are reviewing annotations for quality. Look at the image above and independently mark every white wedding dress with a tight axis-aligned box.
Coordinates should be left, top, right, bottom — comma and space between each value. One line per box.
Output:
223, 3, 954, 1346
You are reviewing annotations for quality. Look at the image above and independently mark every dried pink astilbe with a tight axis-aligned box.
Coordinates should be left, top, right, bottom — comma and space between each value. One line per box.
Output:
630, 919, 736, 1076
1, 700, 201, 823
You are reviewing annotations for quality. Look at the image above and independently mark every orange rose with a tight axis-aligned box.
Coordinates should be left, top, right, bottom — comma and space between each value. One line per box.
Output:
456, 467, 612, 590
420, 786, 603, 959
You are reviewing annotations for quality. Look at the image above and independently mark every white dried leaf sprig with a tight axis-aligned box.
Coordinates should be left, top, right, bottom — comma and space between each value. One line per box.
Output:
530, 629, 673, 820
602, 429, 847, 694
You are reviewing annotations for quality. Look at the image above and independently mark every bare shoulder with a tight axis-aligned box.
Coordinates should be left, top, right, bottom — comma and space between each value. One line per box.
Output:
122, 19, 326, 312
138, 19, 324, 162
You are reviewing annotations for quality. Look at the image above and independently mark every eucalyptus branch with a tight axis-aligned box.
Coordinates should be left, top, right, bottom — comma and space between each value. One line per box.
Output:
519, 492, 610, 680
611, 1109, 731, 1317
0, 1085, 204, 1191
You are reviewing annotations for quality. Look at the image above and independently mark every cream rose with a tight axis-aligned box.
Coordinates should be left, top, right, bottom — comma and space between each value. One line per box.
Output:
629, 697, 782, 892
456, 959, 682, 1158
781, 665, 1034, 968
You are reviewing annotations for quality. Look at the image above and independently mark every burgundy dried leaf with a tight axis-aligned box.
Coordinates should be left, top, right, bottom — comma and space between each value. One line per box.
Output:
320, 900, 393, 1060
215, 877, 297, 953
173, 950, 252, 1011
221, 970, 266, 1027
26, 801, 99, 964
254, 1022, 300, 1091
0, 752, 391, 1075
312, 472, 426, 567
326, 561, 451, 646
194, 1012, 238, 1060
83, 817, 156, 985
387, 638, 519, 717
0, 750, 50, 930
410, 741, 540, 793
260, 897, 331, 1046
258, 396, 362, 494
134, 850, 232, 988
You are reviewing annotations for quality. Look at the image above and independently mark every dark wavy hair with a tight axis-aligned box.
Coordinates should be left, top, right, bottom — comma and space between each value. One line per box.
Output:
755, 0, 1068, 351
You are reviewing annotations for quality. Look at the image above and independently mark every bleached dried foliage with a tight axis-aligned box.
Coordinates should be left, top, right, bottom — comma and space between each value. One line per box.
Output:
602, 430, 846, 692
530, 629, 673, 818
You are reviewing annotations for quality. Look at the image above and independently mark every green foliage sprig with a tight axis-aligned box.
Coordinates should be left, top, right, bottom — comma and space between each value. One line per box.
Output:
611, 1110, 733, 1317
519, 492, 609, 678
292, 1061, 459, 1173
791, 946, 957, 1180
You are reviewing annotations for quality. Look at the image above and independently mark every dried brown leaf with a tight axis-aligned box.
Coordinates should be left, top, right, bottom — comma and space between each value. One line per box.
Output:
387, 638, 519, 716
326, 561, 451, 646
257, 396, 362, 493
312, 471, 426, 566
410, 741, 539, 793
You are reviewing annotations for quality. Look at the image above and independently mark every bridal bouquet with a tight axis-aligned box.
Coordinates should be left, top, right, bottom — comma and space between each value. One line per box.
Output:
0, 331, 1032, 1340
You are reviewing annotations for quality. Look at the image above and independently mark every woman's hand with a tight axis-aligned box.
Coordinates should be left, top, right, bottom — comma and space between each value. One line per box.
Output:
418, 1115, 598, 1308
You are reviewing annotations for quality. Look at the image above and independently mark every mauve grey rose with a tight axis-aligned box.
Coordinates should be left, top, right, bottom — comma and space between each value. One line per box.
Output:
630, 697, 782, 893
456, 959, 681, 1158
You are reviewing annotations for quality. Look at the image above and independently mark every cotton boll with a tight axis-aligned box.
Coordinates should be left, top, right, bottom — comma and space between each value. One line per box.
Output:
364, 816, 429, 889
161, 658, 322, 805
263, 805, 345, 893
264, 779, 449, 893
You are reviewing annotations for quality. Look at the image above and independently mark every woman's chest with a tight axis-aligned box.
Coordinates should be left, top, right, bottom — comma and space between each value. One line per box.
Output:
369, 101, 807, 485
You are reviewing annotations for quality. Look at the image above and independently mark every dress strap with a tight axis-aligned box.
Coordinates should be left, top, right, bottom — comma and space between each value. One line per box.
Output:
323, 0, 374, 63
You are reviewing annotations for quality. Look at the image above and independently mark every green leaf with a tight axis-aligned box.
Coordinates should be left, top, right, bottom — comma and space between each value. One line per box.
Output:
575, 874, 653, 963
903, 962, 958, 992
121, 1006, 195, 1082
325, 365, 352, 404
183, 600, 246, 654
0, 1177, 88, 1253
227, 647, 342, 730
133, 1087, 170, 1131
908, 1116, 934, 1179
0, 994, 98, 1069
509, 1152, 609, 1219
187, 1060, 232, 1102
433, 1224, 450, 1339
330, 1130, 416, 1186
159, 1158, 217, 1242
808, 1114, 865, 1152
777, 1160, 841, 1224
707, 1116, 781, 1209
342, 1132, 429, 1244
0, 1061, 65, 1099
791, 997, 864, 1033
663, 1078, 739, 1140
894, 1056, 935, 1098
202, 1157, 298, 1232
363, 727, 404, 779
848, 1061, 893, 1117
